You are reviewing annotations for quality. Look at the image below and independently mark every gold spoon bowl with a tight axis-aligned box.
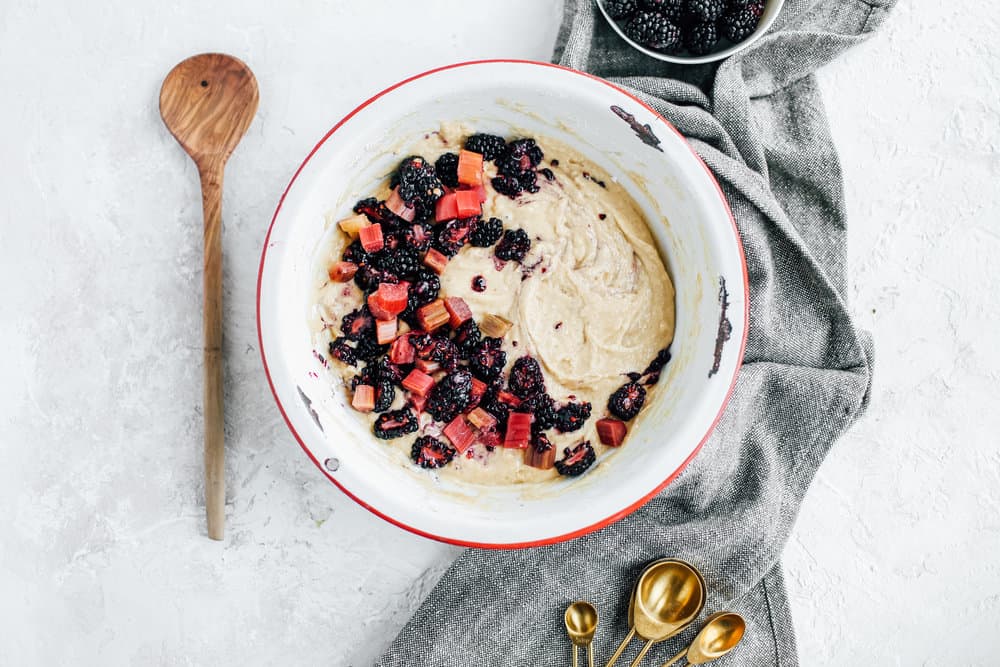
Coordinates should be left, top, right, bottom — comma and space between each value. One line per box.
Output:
660, 611, 746, 667
565, 601, 599, 667
606, 559, 706, 667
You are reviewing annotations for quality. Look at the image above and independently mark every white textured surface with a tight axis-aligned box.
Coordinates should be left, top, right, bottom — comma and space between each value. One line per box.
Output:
0, 1, 996, 665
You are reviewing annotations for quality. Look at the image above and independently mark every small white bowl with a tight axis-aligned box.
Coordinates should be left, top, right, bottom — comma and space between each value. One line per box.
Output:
595, 0, 785, 65
257, 60, 748, 548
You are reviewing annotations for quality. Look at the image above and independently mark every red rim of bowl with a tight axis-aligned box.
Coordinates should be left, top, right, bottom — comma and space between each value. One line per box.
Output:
256, 58, 750, 549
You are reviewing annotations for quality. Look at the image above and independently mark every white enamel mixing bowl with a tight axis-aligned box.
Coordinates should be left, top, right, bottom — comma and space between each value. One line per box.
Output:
257, 60, 747, 548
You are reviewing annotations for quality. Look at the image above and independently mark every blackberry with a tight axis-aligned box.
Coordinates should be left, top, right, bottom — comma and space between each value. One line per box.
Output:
604, 0, 638, 19
686, 0, 725, 22
373, 380, 395, 413
400, 270, 441, 325
353, 197, 399, 227
608, 382, 647, 420
411, 435, 456, 469
352, 357, 403, 391
555, 401, 592, 433
508, 356, 546, 399
411, 333, 459, 373
625, 12, 682, 51
392, 156, 444, 219
464, 133, 507, 161
371, 356, 405, 385
480, 388, 511, 431
372, 408, 419, 439
369, 247, 421, 278
426, 369, 473, 423
642, 347, 672, 385
342, 239, 369, 265
410, 270, 441, 307
494, 229, 531, 262
434, 217, 475, 257
470, 217, 504, 247
350, 362, 379, 390
685, 21, 719, 55
720, 7, 759, 42
469, 337, 507, 382
354, 335, 388, 362
554, 441, 596, 477
451, 318, 481, 358
503, 139, 544, 170
518, 392, 558, 431
471, 275, 487, 292
491, 174, 523, 198
408, 222, 434, 252
531, 430, 554, 453
341, 308, 374, 341
353, 264, 399, 292
328, 337, 358, 366
640, 0, 683, 20
434, 152, 460, 188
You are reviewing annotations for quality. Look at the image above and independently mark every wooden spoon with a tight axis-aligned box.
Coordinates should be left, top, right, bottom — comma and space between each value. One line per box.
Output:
159, 53, 259, 540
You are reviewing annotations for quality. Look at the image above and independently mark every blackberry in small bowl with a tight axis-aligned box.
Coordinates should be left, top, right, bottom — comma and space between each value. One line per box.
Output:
598, 0, 781, 62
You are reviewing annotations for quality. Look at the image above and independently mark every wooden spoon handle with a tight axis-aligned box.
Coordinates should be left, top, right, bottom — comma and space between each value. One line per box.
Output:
200, 162, 225, 540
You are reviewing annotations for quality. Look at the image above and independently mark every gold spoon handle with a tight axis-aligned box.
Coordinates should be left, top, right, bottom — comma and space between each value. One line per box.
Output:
605, 627, 636, 667
588, 644, 594, 667
627, 639, 655, 667
572, 645, 578, 667
658, 647, 687, 667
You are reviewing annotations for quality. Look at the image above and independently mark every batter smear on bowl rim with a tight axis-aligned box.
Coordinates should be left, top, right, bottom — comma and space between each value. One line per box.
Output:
310, 124, 675, 484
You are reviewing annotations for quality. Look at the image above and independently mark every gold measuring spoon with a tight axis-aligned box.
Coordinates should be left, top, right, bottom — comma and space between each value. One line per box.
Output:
566, 601, 599, 667
606, 559, 705, 667
659, 612, 746, 666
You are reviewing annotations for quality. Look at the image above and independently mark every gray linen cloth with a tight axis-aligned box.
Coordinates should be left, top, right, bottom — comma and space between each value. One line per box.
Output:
378, 0, 894, 664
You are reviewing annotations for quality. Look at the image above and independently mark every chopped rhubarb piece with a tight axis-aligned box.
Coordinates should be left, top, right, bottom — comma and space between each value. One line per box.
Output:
455, 189, 481, 218
443, 415, 476, 453
328, 261, 358, 282
409, 392, 428, 413
359, 223, 384, 252
434, 192, 459, 222
457, 150, 484, 186
467, 407, 497, 430
367, 293, 393, 321
474, 183, 488, 203
525, 446, 556, 470
479, 313, 513, 338
374, 282, 409, 316
414, 358, 441, 374
596, 418, 628, 447
386, 187, 416, 222
423, 248, 449, 275
402, 369, 435, 397
497, 390, 522, 408
416, 299, 450, 331
352, 385, 375, 413
469, 378, 488, 407
375, 318, 398, 345
338, 214, 370, 237
503, 412, 532, 449
389, 335, 415, 365
444, 296, 473, 327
